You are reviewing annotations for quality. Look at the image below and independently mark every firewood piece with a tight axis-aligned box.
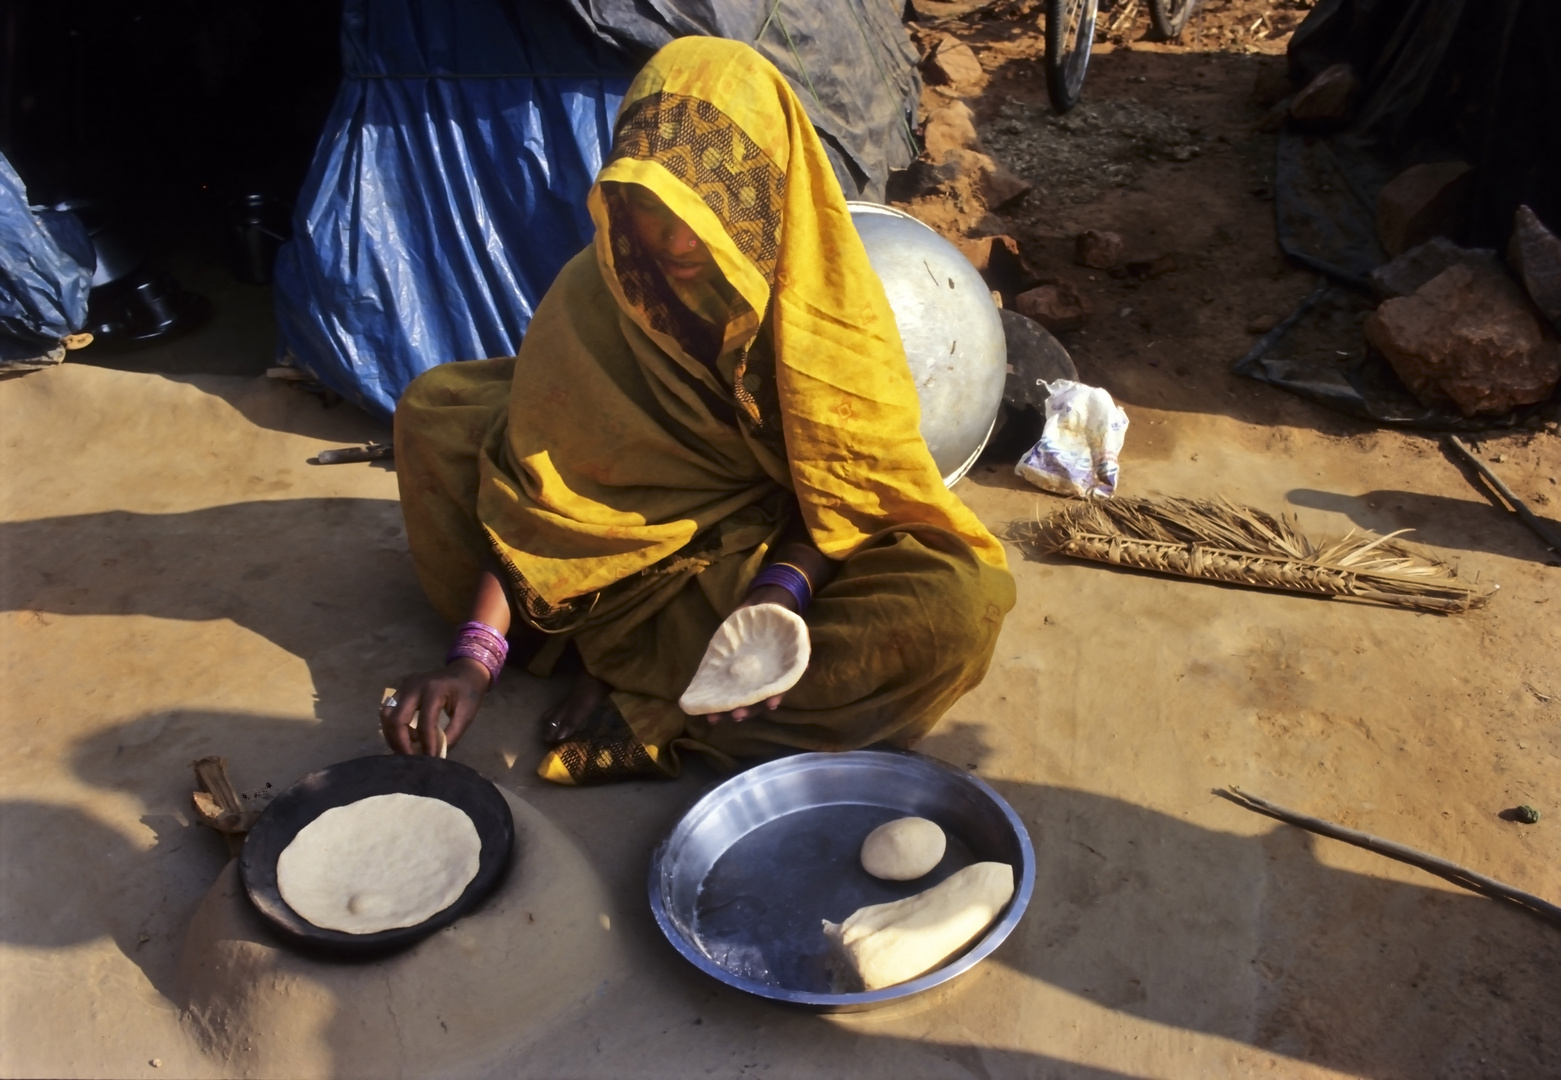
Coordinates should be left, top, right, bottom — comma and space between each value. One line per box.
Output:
314, 443, 394, 465
1447, 436, 1561, 554
191, 756, 259, 856
1216, 787, 1561, 929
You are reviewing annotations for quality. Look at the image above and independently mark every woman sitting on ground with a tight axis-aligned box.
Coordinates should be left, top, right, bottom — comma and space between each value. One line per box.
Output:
382, 37, 1014, 784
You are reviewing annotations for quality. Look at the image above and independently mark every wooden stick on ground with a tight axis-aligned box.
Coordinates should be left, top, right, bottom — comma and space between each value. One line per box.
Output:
313, 443, 394, 465
1447, 435, 1561, 554
1216, 787, 1561, 929
1104, 0, 1141, 35
191, 756, 259, 857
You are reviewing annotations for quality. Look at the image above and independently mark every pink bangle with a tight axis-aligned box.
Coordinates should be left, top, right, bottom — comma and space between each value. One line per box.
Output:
446, 621, 509, 687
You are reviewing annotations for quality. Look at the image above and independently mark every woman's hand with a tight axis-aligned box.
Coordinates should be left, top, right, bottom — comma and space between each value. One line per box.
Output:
381, 658, 490, 755
384, 559, 513, 755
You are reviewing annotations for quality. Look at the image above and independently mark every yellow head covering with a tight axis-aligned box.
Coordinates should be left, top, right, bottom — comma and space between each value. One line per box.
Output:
587, 37, 1007, 571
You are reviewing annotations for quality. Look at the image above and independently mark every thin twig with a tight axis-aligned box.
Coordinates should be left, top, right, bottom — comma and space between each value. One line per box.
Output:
1216, 787, 1561, 929
1105, 0, 1140, 35
1447, 436, 1561, 553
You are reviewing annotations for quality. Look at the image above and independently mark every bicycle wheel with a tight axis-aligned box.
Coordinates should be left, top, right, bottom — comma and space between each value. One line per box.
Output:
1149, 0, 1194, 39
1046, 0, 1099, 113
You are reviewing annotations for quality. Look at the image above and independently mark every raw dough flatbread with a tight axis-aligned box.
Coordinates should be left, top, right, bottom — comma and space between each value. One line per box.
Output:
678, 603, 810, 715
823, 861, 1014, 990
860, 817, 946, 880
277, 793, 481, 934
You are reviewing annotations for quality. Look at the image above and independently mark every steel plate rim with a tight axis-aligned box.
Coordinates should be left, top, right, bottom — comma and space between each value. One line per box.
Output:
647, 749, 1035, 1010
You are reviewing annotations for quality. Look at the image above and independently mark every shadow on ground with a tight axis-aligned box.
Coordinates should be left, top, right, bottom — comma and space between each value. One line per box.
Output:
1289, 486, 1561, 564
3, 497, 1556, 1078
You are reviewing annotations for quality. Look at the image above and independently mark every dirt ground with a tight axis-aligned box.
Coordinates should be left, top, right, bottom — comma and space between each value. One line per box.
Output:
3, 3, 1559, 1078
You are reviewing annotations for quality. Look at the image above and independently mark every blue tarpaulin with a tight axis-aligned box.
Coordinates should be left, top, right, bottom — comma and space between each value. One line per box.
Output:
275, 0, 919, 419
273, 0, 634, 418
0, 153, 94, 364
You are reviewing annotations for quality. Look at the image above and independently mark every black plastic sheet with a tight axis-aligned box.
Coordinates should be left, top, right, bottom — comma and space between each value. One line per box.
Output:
1255, 0, 1561, 427
1277, 0, 1561, 282
560, 0, 921, 199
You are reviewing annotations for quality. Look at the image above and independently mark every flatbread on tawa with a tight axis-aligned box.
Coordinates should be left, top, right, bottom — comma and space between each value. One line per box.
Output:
277, 793, 481, 934
678, 603, 810, 715
823, 861, 1014, 990
860, 817, 946, 880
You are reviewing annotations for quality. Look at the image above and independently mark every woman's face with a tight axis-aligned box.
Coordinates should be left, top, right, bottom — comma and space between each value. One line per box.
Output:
621, 184, 720, 284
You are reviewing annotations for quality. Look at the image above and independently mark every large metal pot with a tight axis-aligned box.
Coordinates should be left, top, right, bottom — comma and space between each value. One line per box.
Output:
848, 203, 1006, 486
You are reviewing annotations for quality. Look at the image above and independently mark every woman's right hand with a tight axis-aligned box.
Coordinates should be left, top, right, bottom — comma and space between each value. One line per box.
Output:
381, 658, 490, 755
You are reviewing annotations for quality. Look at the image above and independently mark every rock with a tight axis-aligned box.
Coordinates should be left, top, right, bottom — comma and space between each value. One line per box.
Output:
1075, 230, 1124, 270
940, 147, 1031, 210
1016, 279, 1092, 333
1508, 204, 1561, 332
1245, 314, 1280, 335
954, 234, 1034, 298
885, 158, 961, 202
980, 158, 1032, 210
1369, 236, 1500, 300
954, 234, 1000, 273
1376, 160, 1474, 257
973, 212, 1007, 235
923, 39, 986, 93
1364, 262, 1561, 416
1289, 63, 1359, 128
922, 101, 981, 160
1122, 253, 1178, 280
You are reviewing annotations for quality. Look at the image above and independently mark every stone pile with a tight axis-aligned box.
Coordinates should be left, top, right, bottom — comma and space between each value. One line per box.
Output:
1365, 257, 1560, 417
1359, 203, 1561, 417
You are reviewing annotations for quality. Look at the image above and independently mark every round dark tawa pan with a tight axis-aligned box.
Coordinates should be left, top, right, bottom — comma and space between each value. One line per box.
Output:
239, 754, 515, 958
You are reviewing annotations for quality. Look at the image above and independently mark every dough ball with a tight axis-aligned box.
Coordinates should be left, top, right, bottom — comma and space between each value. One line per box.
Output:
860, 816, 946, 881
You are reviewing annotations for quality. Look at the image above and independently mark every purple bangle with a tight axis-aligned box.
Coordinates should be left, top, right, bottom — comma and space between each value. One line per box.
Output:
447, 620, 509, 687
749, 562, 813, 614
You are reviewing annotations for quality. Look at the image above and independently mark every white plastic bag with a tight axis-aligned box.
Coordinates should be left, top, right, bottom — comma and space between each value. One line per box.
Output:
1015, 380, 1129, 498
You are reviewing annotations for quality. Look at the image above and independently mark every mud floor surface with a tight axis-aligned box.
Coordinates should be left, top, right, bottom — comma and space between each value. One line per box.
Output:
3, 2, 1560, 1077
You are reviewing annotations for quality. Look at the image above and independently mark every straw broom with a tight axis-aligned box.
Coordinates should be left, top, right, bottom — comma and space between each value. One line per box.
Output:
1013, 496, 1495, 614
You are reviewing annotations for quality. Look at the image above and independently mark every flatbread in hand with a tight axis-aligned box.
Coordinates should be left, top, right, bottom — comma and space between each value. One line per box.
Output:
678, 603, 810, 715
278, 793, 481, 934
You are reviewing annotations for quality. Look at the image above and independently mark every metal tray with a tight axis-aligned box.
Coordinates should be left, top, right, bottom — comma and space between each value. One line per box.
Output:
240, 754, 515, 957
648, 750, 1034, 1011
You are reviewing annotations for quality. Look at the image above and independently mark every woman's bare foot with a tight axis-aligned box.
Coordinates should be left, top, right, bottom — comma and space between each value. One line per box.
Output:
539, 671, 614, 745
